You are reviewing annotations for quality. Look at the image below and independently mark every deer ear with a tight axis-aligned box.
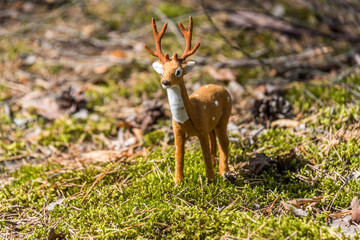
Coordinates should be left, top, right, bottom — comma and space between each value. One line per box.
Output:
152, 61, 164, 75
183, 61, 195, 73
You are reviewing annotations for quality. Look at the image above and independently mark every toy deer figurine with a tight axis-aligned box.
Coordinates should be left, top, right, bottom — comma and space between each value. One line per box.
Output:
144, 16, 232, 184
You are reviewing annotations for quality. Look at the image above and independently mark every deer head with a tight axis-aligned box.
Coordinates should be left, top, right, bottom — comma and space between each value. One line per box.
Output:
144, 17, 200, 89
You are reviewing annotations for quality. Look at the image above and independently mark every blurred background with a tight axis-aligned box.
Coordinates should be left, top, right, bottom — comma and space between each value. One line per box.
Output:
2, 1, 360, 238
1, 0, 360, 163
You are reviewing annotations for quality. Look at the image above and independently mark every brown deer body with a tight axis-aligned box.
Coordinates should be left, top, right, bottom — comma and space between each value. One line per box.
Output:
144, 17, 232, 184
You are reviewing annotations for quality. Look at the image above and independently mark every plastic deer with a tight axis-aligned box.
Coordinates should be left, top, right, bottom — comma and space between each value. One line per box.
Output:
144, 16, 232, 184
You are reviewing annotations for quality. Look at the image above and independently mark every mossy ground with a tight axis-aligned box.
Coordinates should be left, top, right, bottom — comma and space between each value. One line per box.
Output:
2, 77, 360, 239
1, 0, 360, 239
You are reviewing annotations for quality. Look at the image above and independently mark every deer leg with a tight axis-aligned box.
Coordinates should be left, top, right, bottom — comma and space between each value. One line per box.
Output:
215, 124, 229, 175
209, 130, 217, 167
174, 129, 186, 185
199, 134, 215, 182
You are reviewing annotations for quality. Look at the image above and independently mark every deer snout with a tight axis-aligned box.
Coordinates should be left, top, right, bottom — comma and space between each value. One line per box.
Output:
162, 80, 170, 86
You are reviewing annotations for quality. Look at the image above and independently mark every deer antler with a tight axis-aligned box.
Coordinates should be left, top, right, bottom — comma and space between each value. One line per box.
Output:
178, 16, 201, 61
144, 18, 170, 64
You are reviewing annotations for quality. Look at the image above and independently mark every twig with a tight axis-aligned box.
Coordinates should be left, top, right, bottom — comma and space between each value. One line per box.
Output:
219, 196, 241, 213
327, 180, 348, 211
284, 230, 298, 240
0, 79, 31, 93
117, 222, 147, 233
208, 190, 224, 204
266, 195, 279, 214
168, 193, 193, 207
0, 153, 30, 162
200, 1, 269, 71
153, 8, 186, 48
247, 221, 268, 239
81, 154, 130, 203
303, 87, 323, 106
175, 187, 188, 196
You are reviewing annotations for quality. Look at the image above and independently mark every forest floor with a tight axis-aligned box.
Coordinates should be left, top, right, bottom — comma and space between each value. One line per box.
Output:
1, 0, 360, 239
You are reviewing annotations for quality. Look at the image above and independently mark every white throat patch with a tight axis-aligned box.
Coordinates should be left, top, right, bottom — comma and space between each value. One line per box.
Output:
166, 85, 189, 124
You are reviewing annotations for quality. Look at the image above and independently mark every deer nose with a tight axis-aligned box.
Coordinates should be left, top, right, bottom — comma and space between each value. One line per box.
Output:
162, 80, 170, 86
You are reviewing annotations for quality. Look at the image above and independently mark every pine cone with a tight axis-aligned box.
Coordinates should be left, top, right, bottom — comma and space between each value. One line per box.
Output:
56, 86, 87, 112
136, 100, 166, 132
252, 95, 293, 124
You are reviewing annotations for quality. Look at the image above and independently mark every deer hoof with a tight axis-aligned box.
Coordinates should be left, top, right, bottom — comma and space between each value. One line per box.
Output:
222, 173, 236, 182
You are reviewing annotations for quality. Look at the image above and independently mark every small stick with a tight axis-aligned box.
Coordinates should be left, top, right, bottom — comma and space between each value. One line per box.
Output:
81, 153, 141, 203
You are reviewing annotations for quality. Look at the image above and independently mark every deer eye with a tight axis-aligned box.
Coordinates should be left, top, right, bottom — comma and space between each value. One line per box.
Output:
174, 67, 183, 77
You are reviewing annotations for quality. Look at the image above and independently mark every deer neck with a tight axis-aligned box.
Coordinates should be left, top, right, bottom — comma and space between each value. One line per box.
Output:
166, 81, 193, 124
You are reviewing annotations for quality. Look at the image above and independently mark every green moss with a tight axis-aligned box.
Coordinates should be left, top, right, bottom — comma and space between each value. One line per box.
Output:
158, 2, 191, 18
0, 140, 26, 157
143, 129, 165, 146
0, 145, 348, 239
132, 77, 159, 98
0, 85, 10, 101
0, 39, 33, 60
48, 64, 64, 75
37, 117, 116, 148
3, 75, 360, 238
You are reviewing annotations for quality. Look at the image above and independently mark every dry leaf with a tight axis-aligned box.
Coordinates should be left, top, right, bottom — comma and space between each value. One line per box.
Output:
16, 70, 32, 83
93, 65, 109, 74
328, 210, 352, 218
205, 66, 236, 82
80, 150, 125, 163
281, 196, 326, 218
18, 86, 87, 120
24, 127, 42, 141
281, 200, 308, 217
288, 196, 326, 208
81, 24, 96, 37
271, 119, 300, 128
237, 153, 271, 175
111, 49, 125, 58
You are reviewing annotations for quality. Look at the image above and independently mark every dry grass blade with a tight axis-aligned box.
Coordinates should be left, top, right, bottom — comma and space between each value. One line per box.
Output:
328, 210, 352, 218
81, 153, 141, 203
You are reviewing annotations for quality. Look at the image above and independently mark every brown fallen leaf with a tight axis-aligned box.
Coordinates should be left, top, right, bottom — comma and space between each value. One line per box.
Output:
237, 153, 271, 175
288, 196, 326, 208
18, 91, 64, 119
81, 24, 96, 37
93, 65, 109, 74
205, 66, 237, 82
281, 200, 308, 217
111, 49, 126, 58
18, 86, 87, 120
328, 210, 352, 218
